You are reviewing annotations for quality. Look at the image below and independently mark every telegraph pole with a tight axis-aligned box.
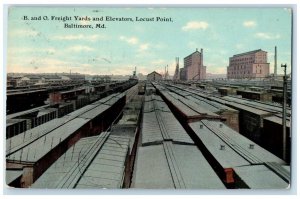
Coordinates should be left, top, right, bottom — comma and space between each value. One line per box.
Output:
274, 46, 277, 78
281, 64, 287, 161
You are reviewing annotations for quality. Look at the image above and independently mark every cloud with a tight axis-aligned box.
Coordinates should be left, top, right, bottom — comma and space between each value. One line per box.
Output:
235, 43, 244, 49
67, 45, 94, 52
10, 29, 39, 37
151, 59, 166, 65
255, 32, 281, 40
119, 36, 139, 45
153, 43, 166, 49
8, 57, 70, 73
139, 43, 149, 51
8, 47, 57, 57
8, 47, 34, 54
220, 50, 228, 55
45, 48, 56, 54
53, 34, 107, 41
182, 21, 209, 31
7, 56, 98, 74
243, 20, 256, 28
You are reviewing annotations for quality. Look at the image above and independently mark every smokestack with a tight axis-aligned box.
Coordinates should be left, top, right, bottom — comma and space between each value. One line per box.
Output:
274, 46, 277, 77
166, 65, 169, 80
201, 48, 203, 67
173, 57, 180, 80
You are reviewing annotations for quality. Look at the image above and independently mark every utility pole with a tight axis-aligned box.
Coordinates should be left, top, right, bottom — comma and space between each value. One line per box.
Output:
274, 46, 277, 78
281, 63, 287, 161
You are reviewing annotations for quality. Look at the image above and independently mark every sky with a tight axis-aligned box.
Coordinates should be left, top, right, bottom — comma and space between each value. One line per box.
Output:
6, 7, 292, 76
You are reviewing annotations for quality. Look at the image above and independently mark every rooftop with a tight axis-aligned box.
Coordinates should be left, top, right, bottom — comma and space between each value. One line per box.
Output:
233, 165, 289, 189
6, 169, 23, 185
264, 115, 291, 128
6, 117, 90, 163
201, 120, 285, 164
232, 49, 265, 57
132, 142, 225, 189
189, 121, 249, 168
32, 133, 130, 189
7, 105, 50, 120
184, 49, 202, 59
147, 71, 161, 76
6, 93, 126, 163
208, 96, 271, 115
142, 95, 194, 146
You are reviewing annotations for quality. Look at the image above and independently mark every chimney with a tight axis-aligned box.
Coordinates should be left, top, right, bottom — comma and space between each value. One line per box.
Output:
201, 48, 203, 67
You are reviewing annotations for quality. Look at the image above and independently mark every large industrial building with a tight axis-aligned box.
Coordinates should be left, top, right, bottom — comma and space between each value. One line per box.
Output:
178, 49, 206, 81
227, 49, 270, 79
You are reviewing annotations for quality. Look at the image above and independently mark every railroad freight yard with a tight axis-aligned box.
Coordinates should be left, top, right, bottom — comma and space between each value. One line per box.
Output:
5, 74, 291, 189
5, 7, 293, 191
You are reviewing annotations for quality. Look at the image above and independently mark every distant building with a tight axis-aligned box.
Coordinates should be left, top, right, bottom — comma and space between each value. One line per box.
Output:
147, 71, 162, 81
227, 49, 270, 79
62, 74, 85, 82
183, 48, 206, 80
20, 75, 43, 85
7, 76, 23, 87
179, 68, 186, 81
173, 57, 180, 80
181, 49, 206, 80
91, 75, 111, 82
42, 75, 63, 84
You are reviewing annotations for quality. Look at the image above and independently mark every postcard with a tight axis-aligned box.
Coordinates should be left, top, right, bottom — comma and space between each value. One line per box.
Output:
5, 6, 292, 190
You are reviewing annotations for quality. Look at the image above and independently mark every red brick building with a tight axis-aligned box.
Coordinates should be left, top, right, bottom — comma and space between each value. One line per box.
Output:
227, 49, 270, 79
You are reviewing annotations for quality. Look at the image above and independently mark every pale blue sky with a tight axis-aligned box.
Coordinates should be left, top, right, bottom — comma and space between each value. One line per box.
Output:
7, 7, 292, 75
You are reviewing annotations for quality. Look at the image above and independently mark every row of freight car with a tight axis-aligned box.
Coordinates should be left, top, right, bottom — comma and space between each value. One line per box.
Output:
6, 92, 128, 188
132, 94, 225, 189
6, 81, 291, 189
6, 79, 138, 139
161, 83, 291, 163
134, 85, 290, 189
30, 87, 144, 189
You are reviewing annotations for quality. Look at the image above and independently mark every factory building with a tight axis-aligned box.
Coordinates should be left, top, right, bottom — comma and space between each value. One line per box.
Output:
180, 49, 206, 81
227, 49, 270, 79
147, 71, 162, 81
